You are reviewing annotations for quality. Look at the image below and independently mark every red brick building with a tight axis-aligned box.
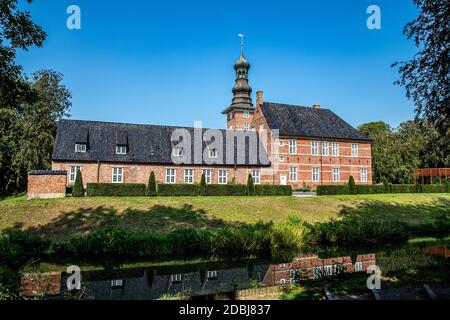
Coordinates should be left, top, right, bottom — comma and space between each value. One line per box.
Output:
42, 46, 372, 192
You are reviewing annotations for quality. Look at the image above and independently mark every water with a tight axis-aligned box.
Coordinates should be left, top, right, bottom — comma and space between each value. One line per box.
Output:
19, 239, 450, 300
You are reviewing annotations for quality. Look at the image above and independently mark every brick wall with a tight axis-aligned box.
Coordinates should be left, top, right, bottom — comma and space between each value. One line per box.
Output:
226, 110, 254, 130
27, 171, 67, 199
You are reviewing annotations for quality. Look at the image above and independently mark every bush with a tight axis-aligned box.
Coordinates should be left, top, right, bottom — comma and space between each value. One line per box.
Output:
382, 179, 390, 193
157, 184, 199, 196
72, 169, 84, 197
356, 185, 384, 194
199, 173, 207, 196
254, 185, 293, 196
247, 174, 255, 196
206, 184, 247, 196
348, 176, 357, 194
390, 184, 416, 193
422, 185, 447, 193
316, 185, 350, 195
147, 171, 157, 196
86, 183, 146, 196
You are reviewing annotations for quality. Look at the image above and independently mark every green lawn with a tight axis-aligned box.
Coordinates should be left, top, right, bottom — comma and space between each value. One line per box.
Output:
0, 193, 449, 240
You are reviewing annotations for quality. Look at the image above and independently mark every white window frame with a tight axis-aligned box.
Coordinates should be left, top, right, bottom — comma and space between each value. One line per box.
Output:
279, 155, 285, 162
75, 143, 86, 153
116, 145, 127, 155
279, 140, 285, 146
289, 167, 297, 182
332, 168, 340, 182
324, 265, 333, 276
112, 167, 123, 183
165, 168, 176, 184
321, 142, 329, 156
207, 270, 218, 279
243, 123, 250, 130
311, 140, 318, 155
259, 124, 264, 131
171, 274, 182, 283
360, 168, 368, 182
312, 167, 320, 183
243, 110, 250, 118
229, 112, 233, 120
332, 142, 339, 156
202, 169, 212, 184
69, 165, 82, 183
288, 139, 297, 155
351, 143, 358, 157
280, 278, 286, 285
184, 169, 194, 184
218, 170, 227, 184
252, 170, 260, 184
173, 147, 183, 157
111, 279, 123, 288
355, 261, 363, 272
313, 266, 322, 279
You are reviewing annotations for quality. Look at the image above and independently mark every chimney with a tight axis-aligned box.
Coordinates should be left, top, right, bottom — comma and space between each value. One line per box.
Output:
256, 91, 264, 106
312, 104, 321, 109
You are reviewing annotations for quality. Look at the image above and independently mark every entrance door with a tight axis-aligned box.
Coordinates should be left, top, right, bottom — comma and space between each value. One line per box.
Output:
280, 175, 287, 185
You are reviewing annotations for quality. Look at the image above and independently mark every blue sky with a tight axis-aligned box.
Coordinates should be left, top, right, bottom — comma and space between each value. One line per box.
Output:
17, 0, 419, 129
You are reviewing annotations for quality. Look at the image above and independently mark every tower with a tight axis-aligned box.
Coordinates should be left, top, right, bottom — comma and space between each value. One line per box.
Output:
222, 34, 255, 130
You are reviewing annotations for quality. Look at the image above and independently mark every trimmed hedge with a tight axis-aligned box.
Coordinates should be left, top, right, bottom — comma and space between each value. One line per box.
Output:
158, 184, 199, 196
317, 183, 449, 195
206, 184, 247, 196
86, 183, 146, 196
255, 185, 293, 196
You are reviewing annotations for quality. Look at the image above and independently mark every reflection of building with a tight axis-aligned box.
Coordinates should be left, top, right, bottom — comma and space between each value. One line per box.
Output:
20, 253, 376, 299
423, 247, 449, 258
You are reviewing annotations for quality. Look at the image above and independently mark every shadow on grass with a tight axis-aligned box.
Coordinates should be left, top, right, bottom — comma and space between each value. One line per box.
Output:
6, 204, 247, 240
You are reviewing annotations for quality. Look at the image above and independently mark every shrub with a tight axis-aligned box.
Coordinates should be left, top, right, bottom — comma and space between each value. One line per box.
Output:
247, 174, 255, 196
86, 183, 146, 196
382, 179, 390, 193
206, 184, 247, 196
199, 173, 207, 196
146, 171, 157, 196
157, 184, 199, 196
72, 169, 84, 197
390, 184, 416, 193
254, 185, 293, 196
356, 185, 384, 194
348, 176, 357, 194
316, 185, 349, 195
422, 185, 447, 193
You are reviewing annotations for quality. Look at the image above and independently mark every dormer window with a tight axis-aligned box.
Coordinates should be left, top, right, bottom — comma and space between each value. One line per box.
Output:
208, 148, 218, 158
116, 145, 127, 155
75, 143, 86, 153
243, 110, 250, 118
173, 147, 183, 157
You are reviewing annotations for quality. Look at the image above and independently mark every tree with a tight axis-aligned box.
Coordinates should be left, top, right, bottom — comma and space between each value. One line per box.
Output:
72, 169, 84, 197
147, 171, 157, 196
199, 173, 207, 196
247, 174, 255, 196
393, 0, 449, 136
348, 176, 357, 194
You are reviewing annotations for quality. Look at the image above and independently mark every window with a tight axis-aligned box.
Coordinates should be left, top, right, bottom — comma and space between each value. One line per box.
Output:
332, 168, 340, 182
360, 168, 368, 182
243, 123, 250, 130
279, 155, 285, 162
289, 167, 297, 182
332, 142, 339, 156
289, 139, 297, 154
69, 165, 82, 183
351, 143, 358, 157
324, 265, 332, 276
184, 169, 194, 184
202, 169, 211, 184
208, 148, 218, 158
243, 110, 250, 118
252, 170, 260, 184
311, 140, 318, 155
111, 279, 123, 288
259, 124, 264, 131
355, 262, 363, 272
279, 140, 284, 146
165, 168, 176, 183
218, 170, 227, 184
312, 167, 320, 183
173, 147, 183, 157
112, 167, 123, 183
207, 270, 218, 279
321, 142, 329, 156
229, 112, 233, 120
313, 267, 322, 279
116, 145, 127, 154
171, 274, 182, 283
289, 269, 297, 280
280, 279, 286, 285
75, 143, 86, 153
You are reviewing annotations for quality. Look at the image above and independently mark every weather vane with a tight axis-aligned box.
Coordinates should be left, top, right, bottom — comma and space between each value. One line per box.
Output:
238, 33, 245, 47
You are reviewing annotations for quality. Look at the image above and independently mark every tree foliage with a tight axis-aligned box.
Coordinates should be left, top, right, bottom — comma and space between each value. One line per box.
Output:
72, 169, 84, 197
199, 173, 207, 196
147, 171, 157, 196
247, 174, 255, 196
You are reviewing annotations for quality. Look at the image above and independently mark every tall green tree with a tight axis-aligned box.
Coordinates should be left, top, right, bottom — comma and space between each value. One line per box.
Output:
393, 0, 449, 136
247, 174, 255, 196
147, 171, 157, 196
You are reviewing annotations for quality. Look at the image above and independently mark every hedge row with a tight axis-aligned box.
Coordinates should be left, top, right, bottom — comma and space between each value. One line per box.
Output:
317, 183, 449, 196
86, 183, 147, 196
157, 184, 200, 196
255, 185, 293, 196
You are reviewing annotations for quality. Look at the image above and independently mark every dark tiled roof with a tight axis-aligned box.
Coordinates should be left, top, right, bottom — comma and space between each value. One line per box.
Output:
29, 170, 67, 175
52, 120, 270, 166
260, 102, 371, 141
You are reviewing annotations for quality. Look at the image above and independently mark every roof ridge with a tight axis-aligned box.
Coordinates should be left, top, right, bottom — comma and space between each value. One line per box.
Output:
263, 101, 330, 110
